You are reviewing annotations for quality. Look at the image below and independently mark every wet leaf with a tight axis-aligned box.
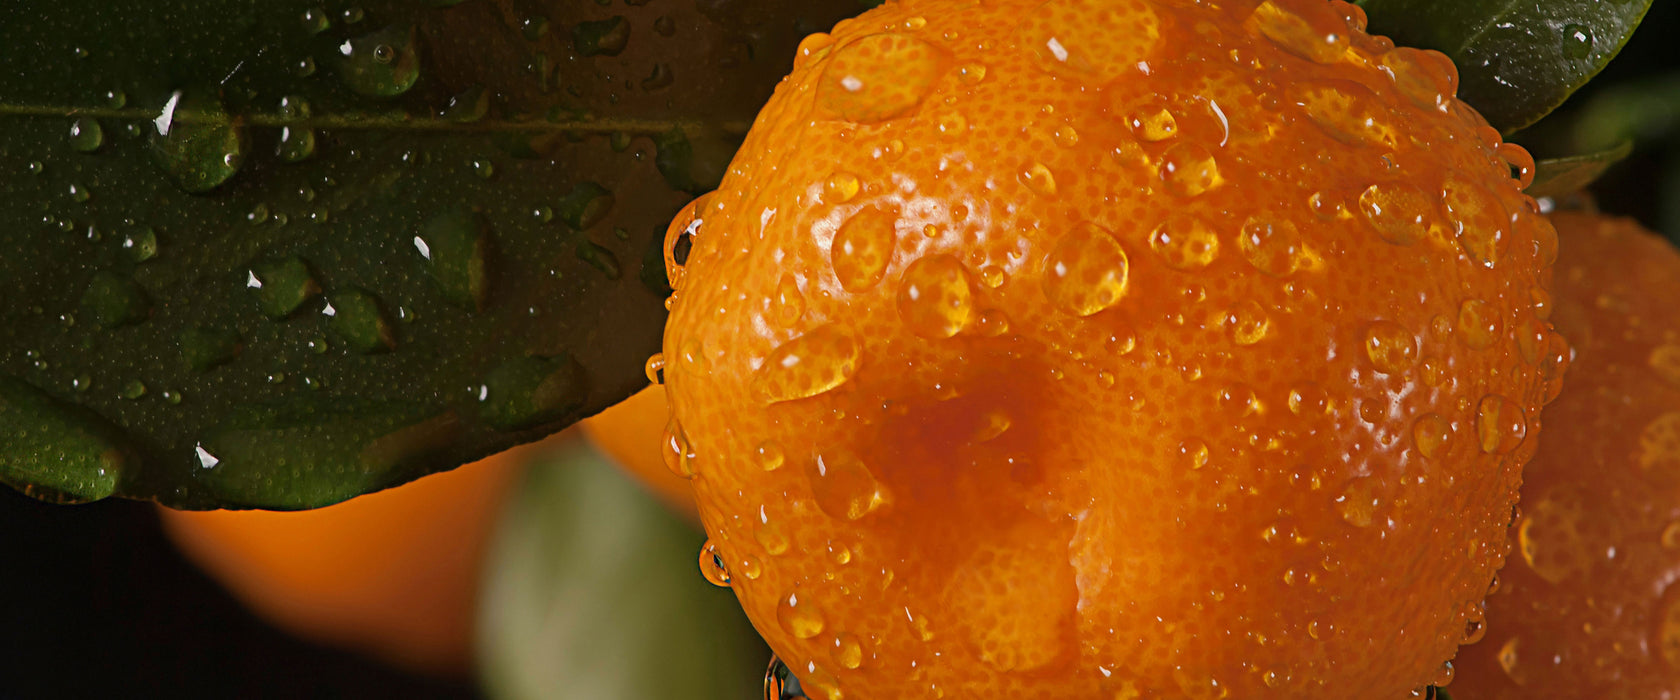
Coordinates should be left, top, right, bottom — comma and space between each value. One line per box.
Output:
477, 442, 766, 700
0, 0, 863, 509
1527, 140, 1633, 199
1358, 0, 1653, 132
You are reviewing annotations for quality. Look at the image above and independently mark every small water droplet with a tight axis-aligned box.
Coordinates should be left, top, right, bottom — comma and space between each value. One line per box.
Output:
120, 379, 148, 400
1364, 321, 1418, 374
247, 256, 320, 319
1456, 299, 1501, 350
756, 441, 786, 471
699, 540, 733, 587
1442, 176, 1509, 268
1179, 438, 1210, 470
1517, 488, 1590, 583
1238, 214, 1302, 277
149, 89, 246, 193
1248, 0, 1349, 64
324, 288, 396, 354
1024, 0, 1160, 83
1412, 413, 1452, 459
1475, 394, 1526, 454
1042, 222, 1130, 317
124, 227, 158, 262
1020, 162, 1058, 197
1561, 23, 1594, 61
1359, 183, 1434, 246
1227, 301, 1271, 346
777, 591, 826, 639
302, 7, 331, 34
339, 24, 421, 97
824, 172, 861, 203
1337, 478, 1378, 527
831, 632, 865, 669
416, 207, 491, 309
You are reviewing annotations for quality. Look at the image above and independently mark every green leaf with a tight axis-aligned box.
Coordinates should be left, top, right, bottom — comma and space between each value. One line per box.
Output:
0, 0, 864, 509
1526, 140, 1633, 199
1358, 0, 1653, 132
477, 442, 767, 700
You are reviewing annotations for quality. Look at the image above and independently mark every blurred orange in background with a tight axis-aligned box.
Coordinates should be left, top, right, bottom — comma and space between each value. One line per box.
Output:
157, 435, 552, 676
580, 385, 694, 519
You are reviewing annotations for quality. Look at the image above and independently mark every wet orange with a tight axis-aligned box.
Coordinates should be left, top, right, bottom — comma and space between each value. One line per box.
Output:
659, 0, 1562, 697
1451, 212, 1680, 699
159, 438, 540, 675
580, 384, 699, 517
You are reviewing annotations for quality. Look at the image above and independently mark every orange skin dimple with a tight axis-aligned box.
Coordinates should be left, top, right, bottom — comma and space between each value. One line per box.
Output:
1452, 212, 1680, 699
661, 1, 1557, 698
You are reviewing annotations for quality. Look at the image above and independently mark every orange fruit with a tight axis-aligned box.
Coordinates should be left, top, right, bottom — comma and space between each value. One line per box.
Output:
1451, 212, 1680, 698
158, 436, 541, 675
580, 385, 699, 518
658, 0, 1563, 697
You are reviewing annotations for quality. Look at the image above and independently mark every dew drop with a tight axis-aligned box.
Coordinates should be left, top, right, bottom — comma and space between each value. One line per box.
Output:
756, 441, 786, 471
339, 24, 421, 98
1160, 143, 1222, 197
817, 33, 947, 123
896, 254, 974, 339
1412, 413, 1452, 459
1226, 300, 1271, 346
1475, 394, 1526, 454
323, 288, 396, 354
1456, 299, 1501, 350
699, 540, 733, 587
1179, 438, 1210, 470
1442, 176, 1509, 268
1149, 216, 1220, 271
772, 274, 807, 326
1294, 82, 1398, 149
1129, 103, 1178, 141
824, 172, 861, 203
1363, 321, 1418, 374
831, 632, 865, 670
1337, 478, 1378, 528
1359, 183, 1434, 246
808, 449, 890, 521
752, 325, 862, 404
1248, 0, 1350, 64
1238, 214, 1302, 277
777, 591, 826, 639
1024, 0, 1160, 83
149, 89, 246, 193
416, 207, 490, 310
1020, 162, 1058, 197
68, 117, 104, 152
662, 417, 695, 478
1561, 23, 1594, 61
1042, 222, 1130, 317
831, 204, 900, 292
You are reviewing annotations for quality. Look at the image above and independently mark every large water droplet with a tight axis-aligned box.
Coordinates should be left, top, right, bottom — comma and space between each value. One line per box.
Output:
777, 590, 827, 639
1456, 298, 1500, 350
831, 632, 866, 670
808, 448, 890, 520
1412, 413, 1452, 459
339, 24, 421, 98
1238, 214, 1302, 277
1294, 82, 1398, 149
416, 207, 491, 310
1359, 183, 1434, 246
1475, 394, 1526, 454
68, 117, 104, 152
1160, 143, 1222, 197
817, 33, 947, 123
1561, 23, 1595, 61
831, 204, 899, 292
1380, 48, 1458, 110
1442, 176, 1509, 268
752, 324, 862, 404
1020, 162, 1058, 197
1227, 301, 1271, 346
149, 89, 246, 193
1364, 321, 1418, 374
323, 287, 396, 354
896, 254, 974, 339
1149, 216, 1219, 270
1043, 225, 1129, 320
0, 377, 129, 504
1248, 0, 1350, 64
247, 256, 321, 319
1024, 0, 1160, 83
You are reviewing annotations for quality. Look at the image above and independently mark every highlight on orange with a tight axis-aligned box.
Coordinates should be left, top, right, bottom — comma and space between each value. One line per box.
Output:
157, 436, 552, 675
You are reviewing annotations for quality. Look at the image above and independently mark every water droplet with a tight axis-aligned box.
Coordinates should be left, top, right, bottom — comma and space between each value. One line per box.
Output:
1359, 183, 1434, 246
831, 632, 865, 669
896, 254, 974, 339
662, 416, 695, 478
1128, 103, 1179, 142
935, 110, 968, 137
324, 287, 396, 354
824, 172, 861, 203
1294, 82, 1398, 149
808, 449, 889, 521
302, 7, 331, 34
120, 379, 148, 400
471, 159, 495, 179
831, 204, 899, 292
1160, 143, 1222, 197
80, 272, 149, 328
764, 656, 808, 700
973, 409, 1012, 443
521, 15, 551, 41
179, 327, 242, 371
699, 540, 733, 587
817, 33, 947, 123
68, 182, 91, 202
339, 24, 421, 98
1649, 346, 1680, 389
124, 227, 158, 262
958, 62, 988, 84
1412, 413, 1452, 459
772, 274, 807, 326
753, 325, 862, 404
68, 117, 104, 152
1042, 222, 1130, 317
1053, 125, 1080, 148
1238, 214, 1302, 277
1149, 216, 1220, 270
1179, 438, 1210, 470
149, 89, 246, 193
476, 355, 587, 431
416, 207, 491, 310
756, 514, 792, 556
756, 441, 786, 471
1337, 478, 1378, 527
247, 256, 321, 319
1475, 394, 1526, 454
1380, 48, 1458, 110
777, 591, 826, 639
1248, 0, 1349, 64
1456, 299, 1501, 350
1020, 162, 1058, 197
1227, 301, 1271, 346
0, 377, 128, 503
1442, 176, 1509, 268
1024, 0, 1160, 83
1562, 23, 1594, 61
277, 127, 317, 163
104, 89, 127, 109
1364, 321, 1418, 374
645, 354, 665, 385
574, 16, 630, 57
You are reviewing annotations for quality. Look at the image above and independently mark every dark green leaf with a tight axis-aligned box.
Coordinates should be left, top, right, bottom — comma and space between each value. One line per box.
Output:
1526, 140, 1633, 198
1358, 0, 1653, 132
0, 0, 863, 509
477, 442, 767, 700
